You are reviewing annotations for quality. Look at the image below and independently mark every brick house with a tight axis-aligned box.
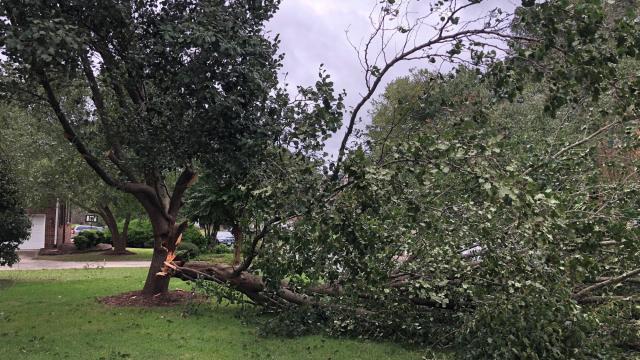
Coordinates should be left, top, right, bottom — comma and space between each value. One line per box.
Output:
19, 199, 72, 250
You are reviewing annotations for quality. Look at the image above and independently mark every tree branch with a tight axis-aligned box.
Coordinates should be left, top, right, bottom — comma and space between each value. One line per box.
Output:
38, 70, 121, 189
332, 12, 538, 180
232, 216, 282, 276
168, 167, 198, 218
573, 268, 640, 299
79, 50, 139, 183
524, 120, 621, 176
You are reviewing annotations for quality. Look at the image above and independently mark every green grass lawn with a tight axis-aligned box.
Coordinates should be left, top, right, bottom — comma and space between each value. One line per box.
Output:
34, 249, 235, 264
0, 268, 436, 360
192, 252, 234, 264
34, 248, 154, 262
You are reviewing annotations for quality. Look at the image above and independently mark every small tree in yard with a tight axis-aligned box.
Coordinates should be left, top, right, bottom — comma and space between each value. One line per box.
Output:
0, 156, 30, 266
0, 0, 290, 295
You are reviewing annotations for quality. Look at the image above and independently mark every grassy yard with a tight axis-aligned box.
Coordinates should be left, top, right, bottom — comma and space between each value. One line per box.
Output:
0, 268, 436, 360
34, 248, 154, 262
34, 249, 235, 264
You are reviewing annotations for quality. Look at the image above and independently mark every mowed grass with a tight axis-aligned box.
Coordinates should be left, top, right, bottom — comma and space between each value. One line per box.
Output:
34, 248, 154, 262
34, 249, 235, 264
0, 268, 431, 360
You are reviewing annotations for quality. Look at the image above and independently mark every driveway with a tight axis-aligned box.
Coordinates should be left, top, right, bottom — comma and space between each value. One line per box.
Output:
0, 251, 151, 271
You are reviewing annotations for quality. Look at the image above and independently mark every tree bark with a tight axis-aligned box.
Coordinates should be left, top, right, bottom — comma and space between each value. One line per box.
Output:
232, 223, 243, 265
100, 205, 128, 254
121, 212, 131, 248
142, 211, 173, 295
139, 204, 174, 295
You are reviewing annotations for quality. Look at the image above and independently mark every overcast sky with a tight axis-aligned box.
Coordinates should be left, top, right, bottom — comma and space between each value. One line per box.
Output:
267, 0, 518, 157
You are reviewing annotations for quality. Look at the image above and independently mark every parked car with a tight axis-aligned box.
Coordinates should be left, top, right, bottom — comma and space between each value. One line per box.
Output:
216, 230, 235, 245
71, 225, 104, 237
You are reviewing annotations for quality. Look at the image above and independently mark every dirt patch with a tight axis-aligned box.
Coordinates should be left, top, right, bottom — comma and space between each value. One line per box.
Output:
98, 290, 203, 307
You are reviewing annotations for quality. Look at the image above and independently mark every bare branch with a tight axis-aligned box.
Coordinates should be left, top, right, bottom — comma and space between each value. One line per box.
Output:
573, 268, 640, 299
332, 0, 536, 180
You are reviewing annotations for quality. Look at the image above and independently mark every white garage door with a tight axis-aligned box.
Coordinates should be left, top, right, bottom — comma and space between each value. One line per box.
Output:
19, 214, 46, 250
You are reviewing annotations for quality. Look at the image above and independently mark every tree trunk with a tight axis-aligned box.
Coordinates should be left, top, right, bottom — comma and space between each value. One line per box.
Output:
139, 203, 189, 296
142, 212, 174, 295
128, 168, 197, 296
100, 205, 127, 254
211, 221, 220, 247
232, 224, 243, 265
121, 212, 131, 247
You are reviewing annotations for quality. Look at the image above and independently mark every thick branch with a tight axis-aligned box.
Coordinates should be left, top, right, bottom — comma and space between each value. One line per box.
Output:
38, 71, 121, 189
79, 50, 138, 183
168, 167, 198, 218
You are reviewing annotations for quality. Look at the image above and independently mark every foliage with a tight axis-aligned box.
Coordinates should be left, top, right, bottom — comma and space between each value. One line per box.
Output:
108, 219, 205, 249
122, 219, 153, 248
4, 0, 640, 357
0, 0, 326, 293
211, 244, 233, 254
458, 278, 595, 359
0, 156, 30, 266
184, 2, 640, 357
73, 230, 105, 250
71, 234, 90, 251
176, 242, 200, 262
181, 226, 207, 251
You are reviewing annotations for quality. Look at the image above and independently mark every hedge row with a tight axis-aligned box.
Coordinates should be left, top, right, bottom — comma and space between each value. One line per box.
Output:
104, 219, 208, 250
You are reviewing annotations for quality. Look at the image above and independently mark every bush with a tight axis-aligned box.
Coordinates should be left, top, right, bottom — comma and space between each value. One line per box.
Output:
101, 230, 112, 245
73, 234, 92, 250
212, 244, 233, 254
182, 225, 207, 250
125, 219, 154, 248
94, 219, 206, 249
74, 230, 106, 250
176, 242, 200, 261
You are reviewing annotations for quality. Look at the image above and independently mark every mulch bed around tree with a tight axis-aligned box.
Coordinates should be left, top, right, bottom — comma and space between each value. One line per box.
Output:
98, 290, 203, 307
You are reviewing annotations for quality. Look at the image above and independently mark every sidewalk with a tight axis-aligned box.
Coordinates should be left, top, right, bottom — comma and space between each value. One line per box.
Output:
0, 250, 150, 271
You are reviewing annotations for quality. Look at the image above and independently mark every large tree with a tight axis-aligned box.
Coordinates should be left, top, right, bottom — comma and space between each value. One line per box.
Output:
0, 0, 288, 294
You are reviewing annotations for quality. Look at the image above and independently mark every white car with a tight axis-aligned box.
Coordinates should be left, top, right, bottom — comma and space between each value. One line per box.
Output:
216, 231, 235, 245
71, 225, 104, 237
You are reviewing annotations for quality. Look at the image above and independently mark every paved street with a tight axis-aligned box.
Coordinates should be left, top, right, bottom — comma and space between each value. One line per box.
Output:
0, 250, 150, 271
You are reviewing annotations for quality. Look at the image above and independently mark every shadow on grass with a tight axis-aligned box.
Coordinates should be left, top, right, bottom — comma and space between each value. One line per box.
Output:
0, 279, 14, 290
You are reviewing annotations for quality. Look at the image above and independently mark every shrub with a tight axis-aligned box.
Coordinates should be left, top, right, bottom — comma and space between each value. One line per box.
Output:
95, 220, 206, 249
82, 230, 98, 244
212, 244, 233, 254
176, 241, 200, 261
73, 234, 92, 250
74, 230, 106, 250
182, 225, 208, 250
0, 157, 30, 266
125, 219, 154, 248
101, 230, 112, 245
